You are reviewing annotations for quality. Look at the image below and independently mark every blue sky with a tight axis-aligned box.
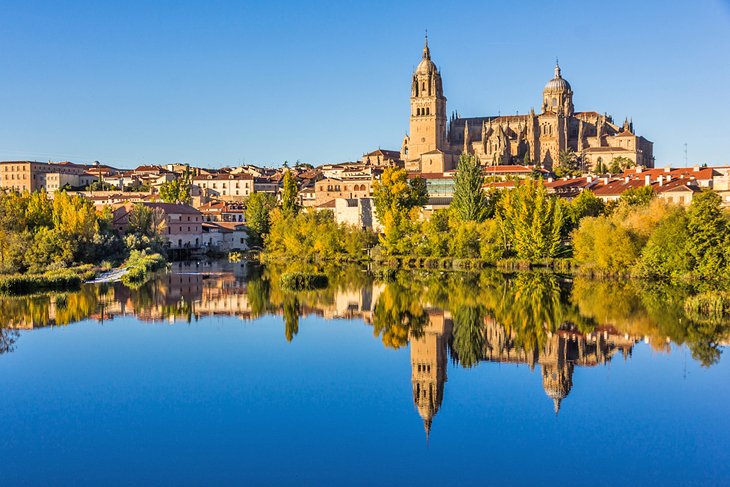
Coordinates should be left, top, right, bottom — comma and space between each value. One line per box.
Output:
0, 0, 729, 168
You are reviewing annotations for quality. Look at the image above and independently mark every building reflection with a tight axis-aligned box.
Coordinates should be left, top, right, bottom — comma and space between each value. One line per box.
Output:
411, 310, 452, 438
409, 309, 637, 436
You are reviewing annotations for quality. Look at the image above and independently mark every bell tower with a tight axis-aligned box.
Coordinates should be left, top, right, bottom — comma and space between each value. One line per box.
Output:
403, 34, 447, 163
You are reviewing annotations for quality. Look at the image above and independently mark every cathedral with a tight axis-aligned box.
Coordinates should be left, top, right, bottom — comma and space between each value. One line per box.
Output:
400, 36, 654, 173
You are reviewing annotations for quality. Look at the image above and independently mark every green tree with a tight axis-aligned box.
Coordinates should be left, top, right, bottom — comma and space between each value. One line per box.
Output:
159, 168, 192, 204
497, 179, 563, 260
686, 190, 729, 280
246, 192, 277, 246
638, 207, 691, 279
451, 154, 488, 222
554, 149, 581, 178
608, 156, 634, 174
281, 169, 299, 216
620, 186, 654, 207
562, 189, 605, 233
372, 166, 428, 222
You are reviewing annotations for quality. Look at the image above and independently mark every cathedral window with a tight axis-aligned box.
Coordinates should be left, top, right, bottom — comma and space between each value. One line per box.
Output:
552, 98, 557, 107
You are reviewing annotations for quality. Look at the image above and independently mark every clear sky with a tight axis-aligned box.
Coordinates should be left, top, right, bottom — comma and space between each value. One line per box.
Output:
1, 0, 729, 168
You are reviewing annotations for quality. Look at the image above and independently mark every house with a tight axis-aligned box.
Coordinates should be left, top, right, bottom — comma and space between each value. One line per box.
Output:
333, 198, 381, 231
113, 202, 203, 250
192, 173, 254, 200
202, 222, 249, 251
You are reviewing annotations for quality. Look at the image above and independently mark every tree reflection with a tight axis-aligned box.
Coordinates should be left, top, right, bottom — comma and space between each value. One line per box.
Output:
283, 293, 300, 342
371, 279, 428, 349
0, 328, 19, 355
0, 263, 726, 368
451, 305, 485, 368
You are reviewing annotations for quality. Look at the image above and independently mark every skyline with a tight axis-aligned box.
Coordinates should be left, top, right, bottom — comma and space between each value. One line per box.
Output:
1, 0, 729, 168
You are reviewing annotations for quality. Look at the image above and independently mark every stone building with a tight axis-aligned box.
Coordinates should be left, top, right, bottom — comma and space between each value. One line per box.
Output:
0, 161, 96, 193
400, 36, 654, 172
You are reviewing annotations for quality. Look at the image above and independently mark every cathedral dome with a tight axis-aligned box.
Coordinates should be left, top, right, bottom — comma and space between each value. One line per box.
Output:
544, 62, 571, 92
416, 35, 437, 75
416, 57, 437, 75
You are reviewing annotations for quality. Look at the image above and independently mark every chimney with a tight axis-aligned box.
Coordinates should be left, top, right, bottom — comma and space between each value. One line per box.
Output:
644, 174, 651, 186
587, 176, 593, 183
693, 165, 700, 172
666, 174, 672, 182
624, 176, 630, 183
602, 177, 609, 185
664, 166, 671, 173
658, 175, 664, 186
635, 166, 643, 174
547, 177, 553, 183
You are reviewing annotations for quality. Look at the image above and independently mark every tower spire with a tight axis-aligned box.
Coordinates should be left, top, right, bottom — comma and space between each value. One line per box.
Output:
423, 29, 430, 60
554, 57, 561, 79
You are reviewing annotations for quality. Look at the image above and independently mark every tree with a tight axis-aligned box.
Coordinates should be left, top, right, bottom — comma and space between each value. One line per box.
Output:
281, 169, 299, 216
372, 166, 428, 222
159, 167, 192, 204
620, 186, 654, 207
608, 156, 634, 175
686, 190, 729, 280
594, 157, 607, 174
638, 207, 691, 279
562, 189, 605, 234
451, 154, 489, 222
497, 178, 563, 260
128, 204, 166, 238
554, 149, 581, 178
246, 192, 277, 246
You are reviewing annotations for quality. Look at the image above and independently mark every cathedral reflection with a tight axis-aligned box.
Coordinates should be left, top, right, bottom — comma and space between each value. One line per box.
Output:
409, 310, 636, 435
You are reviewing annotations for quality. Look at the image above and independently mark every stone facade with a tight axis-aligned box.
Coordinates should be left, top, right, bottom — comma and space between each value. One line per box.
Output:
401, 37, 654, 172
0, 161, 96, 193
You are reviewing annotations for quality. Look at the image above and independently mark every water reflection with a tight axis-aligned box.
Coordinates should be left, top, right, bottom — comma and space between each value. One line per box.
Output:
1, 261, 728, 432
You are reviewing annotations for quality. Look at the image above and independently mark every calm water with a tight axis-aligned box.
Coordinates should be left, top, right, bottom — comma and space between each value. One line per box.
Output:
1, 262, 729, 486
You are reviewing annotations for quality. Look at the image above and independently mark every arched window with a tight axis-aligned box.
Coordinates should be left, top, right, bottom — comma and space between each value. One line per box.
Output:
552, 97, 557, 107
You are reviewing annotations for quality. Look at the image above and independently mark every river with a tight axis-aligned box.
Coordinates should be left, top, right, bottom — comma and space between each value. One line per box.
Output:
1, 260, 728, 486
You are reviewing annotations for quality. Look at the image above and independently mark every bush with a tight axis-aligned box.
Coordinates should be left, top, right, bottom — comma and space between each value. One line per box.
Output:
121, 251, 167, 286
280, 272, 329, 290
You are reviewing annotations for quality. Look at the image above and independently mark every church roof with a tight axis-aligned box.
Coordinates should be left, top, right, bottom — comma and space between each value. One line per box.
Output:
416, 34, 437, 75
544, 62, 572, 92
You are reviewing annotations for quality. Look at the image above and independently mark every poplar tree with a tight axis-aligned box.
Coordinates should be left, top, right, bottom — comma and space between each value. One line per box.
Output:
451, 154, 488, 222
281, 169, 299, 216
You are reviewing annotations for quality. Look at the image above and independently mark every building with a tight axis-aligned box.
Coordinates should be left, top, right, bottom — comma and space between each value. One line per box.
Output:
113, 202, 203, 250
361, 149, 403, 167
0, 161, 97, 193
315, 176, 374, 205
333, 198, 381, 231
202, 222, 249, 251
193, 173, 254, 200
400, 36, 654, 172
